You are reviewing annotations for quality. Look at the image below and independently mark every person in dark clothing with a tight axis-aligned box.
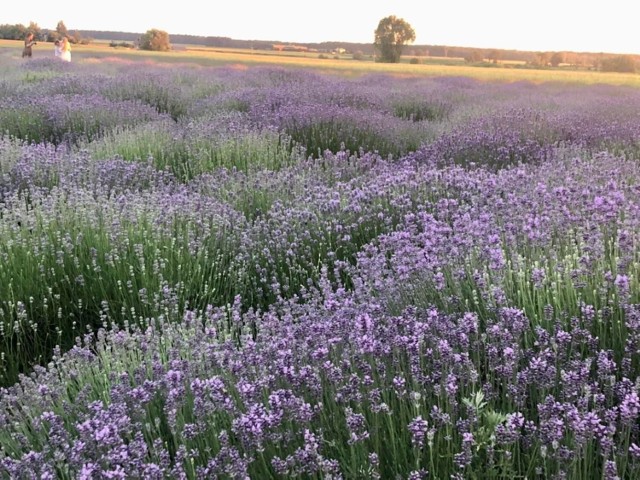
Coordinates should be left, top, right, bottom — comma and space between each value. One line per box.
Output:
22, 33, 36, 58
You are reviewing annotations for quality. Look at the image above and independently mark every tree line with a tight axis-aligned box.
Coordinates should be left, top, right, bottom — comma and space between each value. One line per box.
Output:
372, 16, 637, 72
0, 21, 90, 45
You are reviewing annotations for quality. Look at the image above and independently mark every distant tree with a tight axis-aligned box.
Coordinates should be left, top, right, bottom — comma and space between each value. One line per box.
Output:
564, 52, 586, 68
56, 21, 68, 38
464, 50, 484, 63
550, 52, 565, 67
52, 20, 80, 43
26, 21, 43, 41
487, 49, 502, 64
373, 15, 416, 63
531, 52, 551, 67
139, 29, 171, 52
70, 30, 90, 44
0, 23, 27, 40
47, 30, 60, 42
600, 55, 636, 73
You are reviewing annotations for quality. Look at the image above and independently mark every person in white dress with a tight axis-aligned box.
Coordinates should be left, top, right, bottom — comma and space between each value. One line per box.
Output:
59, 37, 71, 62
54, 40, 62, 58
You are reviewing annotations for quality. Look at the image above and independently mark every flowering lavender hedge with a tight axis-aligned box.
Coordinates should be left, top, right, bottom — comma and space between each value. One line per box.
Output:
87, 114, 301, 180
0, 94, 166, 145
1, 58, 640, 478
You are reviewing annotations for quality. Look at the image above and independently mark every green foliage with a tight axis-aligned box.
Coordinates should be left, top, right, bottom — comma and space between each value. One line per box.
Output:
374, 15, 416, 63
0, 105, 56, 144
600, 55, 637, 73
392, 98, 451, 122
0, 23, 29, 40
0, 206, 241, 384
89, 120, 299, 181
284, 117, 416, 160
139, 29, 171, 52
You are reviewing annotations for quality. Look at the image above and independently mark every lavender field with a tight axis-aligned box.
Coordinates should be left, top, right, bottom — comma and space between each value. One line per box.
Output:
1, 57, 640, 479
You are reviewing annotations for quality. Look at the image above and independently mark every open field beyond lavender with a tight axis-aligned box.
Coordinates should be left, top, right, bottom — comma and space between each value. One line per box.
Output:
3, 39, 640, 87
1, 53, 640, 479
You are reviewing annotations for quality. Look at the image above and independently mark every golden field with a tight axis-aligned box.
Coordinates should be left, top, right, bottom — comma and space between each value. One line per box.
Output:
1, 38, 639, 86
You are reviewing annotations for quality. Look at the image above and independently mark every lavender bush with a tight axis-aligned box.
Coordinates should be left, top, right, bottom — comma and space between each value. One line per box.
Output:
1, 57, 640, 478
0, 94, 166, 145
87, 115, 300, 180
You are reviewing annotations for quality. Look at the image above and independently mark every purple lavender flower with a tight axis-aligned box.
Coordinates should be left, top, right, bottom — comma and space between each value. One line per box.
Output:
345, 407, 370, 444
408, 416, 429, 448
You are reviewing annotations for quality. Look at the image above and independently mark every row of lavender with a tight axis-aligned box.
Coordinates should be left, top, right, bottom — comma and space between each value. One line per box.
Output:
0, 58, 640, 478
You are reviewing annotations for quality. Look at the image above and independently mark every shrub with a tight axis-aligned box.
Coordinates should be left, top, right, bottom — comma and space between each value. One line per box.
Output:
0, 94, 165, 145
102, 72, 188, 119
109, 40, 135, 49
139, 28, 171, 52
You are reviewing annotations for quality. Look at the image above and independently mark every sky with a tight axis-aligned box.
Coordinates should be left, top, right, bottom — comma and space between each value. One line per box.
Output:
3, 0, 638, 55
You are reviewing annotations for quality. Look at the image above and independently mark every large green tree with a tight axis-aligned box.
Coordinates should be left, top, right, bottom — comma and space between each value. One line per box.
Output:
139, 29, 171, 52
51, 20, 81, 43
374, 15, 416, 63
56, 20, 68, 38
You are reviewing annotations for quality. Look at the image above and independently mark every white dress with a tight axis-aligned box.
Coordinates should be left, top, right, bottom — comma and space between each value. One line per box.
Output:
60, 49, 71, 62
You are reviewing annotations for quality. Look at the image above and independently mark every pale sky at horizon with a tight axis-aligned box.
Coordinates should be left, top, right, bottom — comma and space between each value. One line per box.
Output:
3, 1, 637, 55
